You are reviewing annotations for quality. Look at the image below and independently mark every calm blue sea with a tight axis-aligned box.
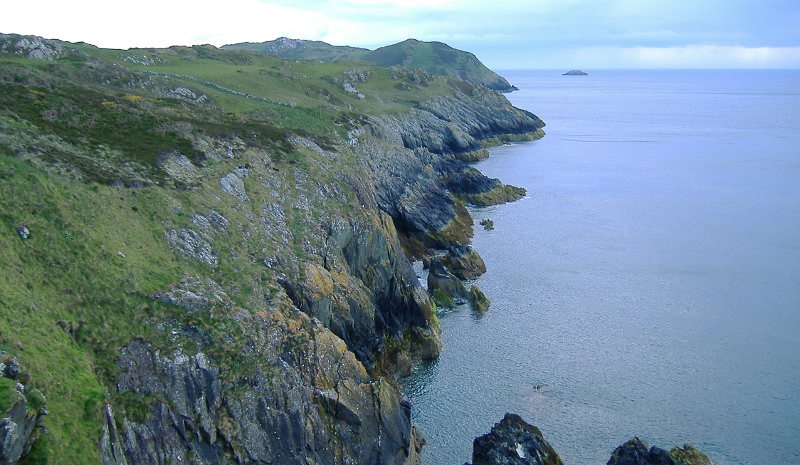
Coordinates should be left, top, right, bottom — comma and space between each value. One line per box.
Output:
401, 70, 800, 465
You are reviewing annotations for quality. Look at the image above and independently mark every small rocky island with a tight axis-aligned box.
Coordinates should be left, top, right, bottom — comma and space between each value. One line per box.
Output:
466, 414, 712, 465
563, 69, 588, 75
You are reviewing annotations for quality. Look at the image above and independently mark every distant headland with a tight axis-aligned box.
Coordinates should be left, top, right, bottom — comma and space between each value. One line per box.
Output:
563, 69, 589, 75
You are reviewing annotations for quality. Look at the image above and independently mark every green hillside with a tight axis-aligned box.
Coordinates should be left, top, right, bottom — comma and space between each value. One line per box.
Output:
363, 39, 516, 91
225, 37, 517, 92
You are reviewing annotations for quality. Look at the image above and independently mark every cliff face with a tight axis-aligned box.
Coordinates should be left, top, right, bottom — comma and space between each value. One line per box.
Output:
0, 33, 544, 464
104, 325, 420, 465
362, 83, 544, 246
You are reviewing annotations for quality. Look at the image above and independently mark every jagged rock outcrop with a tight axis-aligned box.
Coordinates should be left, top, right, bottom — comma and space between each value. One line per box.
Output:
441, 243, 487, 280
446, 167, 527, 207
282, 212, 440, 366
0, 34, 63, 61
607, 438, 674, 465
467, 413, 563, 465
107, 315, 423, 465
469, 285, 491, 313
607, 438, 712, 465
360, 84, 543, 250
367, 86, 543, 157
99, 405, 127, 465
468, 415, 712, 465
427, 257, 468, 304
0, 355, 46, 465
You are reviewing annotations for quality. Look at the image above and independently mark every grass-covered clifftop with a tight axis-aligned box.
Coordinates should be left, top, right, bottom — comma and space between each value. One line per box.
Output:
0, 33, 543, 464
225, 37, 518, 92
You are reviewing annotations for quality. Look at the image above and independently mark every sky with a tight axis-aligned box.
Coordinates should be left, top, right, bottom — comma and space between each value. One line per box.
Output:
2, 0, 800, 69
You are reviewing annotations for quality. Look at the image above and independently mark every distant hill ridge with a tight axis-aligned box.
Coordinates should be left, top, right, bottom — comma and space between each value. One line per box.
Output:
225, 37, 517, 92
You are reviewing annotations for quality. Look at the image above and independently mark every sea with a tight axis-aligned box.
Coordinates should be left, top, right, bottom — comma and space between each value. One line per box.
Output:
400, 69, 800, 465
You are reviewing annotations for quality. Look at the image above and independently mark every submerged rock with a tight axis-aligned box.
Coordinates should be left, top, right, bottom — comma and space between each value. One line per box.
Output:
470, 285, 491, 313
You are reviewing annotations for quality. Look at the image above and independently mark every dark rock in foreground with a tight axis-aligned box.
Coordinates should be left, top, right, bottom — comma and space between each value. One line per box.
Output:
468, 414, 712, 465
563, 70, 588, 75
468, 413, 563, 465
608, 438, 712, 465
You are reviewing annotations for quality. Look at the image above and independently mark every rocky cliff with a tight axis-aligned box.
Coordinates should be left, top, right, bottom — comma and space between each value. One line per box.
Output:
0, 33, 543, 464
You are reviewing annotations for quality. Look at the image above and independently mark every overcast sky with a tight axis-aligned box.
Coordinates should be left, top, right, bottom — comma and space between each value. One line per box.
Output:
3, 0, 799, 69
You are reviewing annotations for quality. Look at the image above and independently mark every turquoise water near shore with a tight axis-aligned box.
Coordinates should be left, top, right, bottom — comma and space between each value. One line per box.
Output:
401, 70, 800, 465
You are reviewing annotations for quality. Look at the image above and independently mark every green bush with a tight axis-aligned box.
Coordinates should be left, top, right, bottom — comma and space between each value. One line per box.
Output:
25, 388, 45, 411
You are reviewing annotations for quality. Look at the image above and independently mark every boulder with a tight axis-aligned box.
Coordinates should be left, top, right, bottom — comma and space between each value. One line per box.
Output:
441, 243, 487, 280
607, 438, 674, 465
607, 438, 712, 465
165, 228, 217, 266
470, 285, 491, 313
468, 416, 712, 465
15, 226, 29, 240
219, 171, 248, 200
427, 257, 468, 304
468, 413, 563, 465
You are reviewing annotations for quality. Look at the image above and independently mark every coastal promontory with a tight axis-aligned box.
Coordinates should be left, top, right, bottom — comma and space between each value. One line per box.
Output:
0, 33, 542, 464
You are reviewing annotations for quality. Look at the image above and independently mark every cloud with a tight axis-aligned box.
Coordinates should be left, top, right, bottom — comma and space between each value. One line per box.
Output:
1, 0, 799, 68
558, 45, 800, 69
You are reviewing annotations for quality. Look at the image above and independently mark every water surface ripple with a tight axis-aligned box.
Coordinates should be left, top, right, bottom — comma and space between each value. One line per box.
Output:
401, 70, 800, 465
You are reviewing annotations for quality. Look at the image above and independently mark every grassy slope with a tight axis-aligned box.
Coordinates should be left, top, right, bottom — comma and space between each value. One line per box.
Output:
364, 39, 512, 89
0, 152, 180, 462
225, 38, 512, 90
